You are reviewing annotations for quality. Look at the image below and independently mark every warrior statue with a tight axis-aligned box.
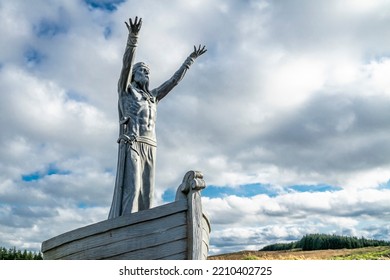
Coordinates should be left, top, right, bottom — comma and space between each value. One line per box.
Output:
108, 17, 207, 218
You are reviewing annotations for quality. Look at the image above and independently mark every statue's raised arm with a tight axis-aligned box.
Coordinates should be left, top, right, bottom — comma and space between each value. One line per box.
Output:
118, 17, 143, 94
154, 44, 207, 101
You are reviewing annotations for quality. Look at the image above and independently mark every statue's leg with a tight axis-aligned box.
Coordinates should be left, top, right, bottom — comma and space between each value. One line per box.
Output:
139, 143, 156, 210
122, 143, 141, 214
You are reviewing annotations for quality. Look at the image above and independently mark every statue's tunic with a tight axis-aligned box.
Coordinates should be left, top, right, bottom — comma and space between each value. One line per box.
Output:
112, 86, 157, 216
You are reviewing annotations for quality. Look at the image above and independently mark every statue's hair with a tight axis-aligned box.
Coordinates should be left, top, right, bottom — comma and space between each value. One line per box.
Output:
132, 62, 150, 78
131, 62, 150, 93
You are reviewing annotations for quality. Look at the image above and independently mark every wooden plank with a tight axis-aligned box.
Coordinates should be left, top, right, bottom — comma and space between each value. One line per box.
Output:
45, 212, 186, 259
61, 225, 187, 260
158, 252, 187, 260
187, 191, 203, 259
106, 239, 188, 260
202, 224, 210, 260
202, 214, 211, 232
202, 228, 209, 243
201, 214, 210, 259
202, 219, 210, 241
42, 199, 187, 252
202, 231, 210, 247
202, 240, 209, 259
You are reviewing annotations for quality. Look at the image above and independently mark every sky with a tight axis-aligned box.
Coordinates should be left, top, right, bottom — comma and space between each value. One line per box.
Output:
1, 0, 390, 256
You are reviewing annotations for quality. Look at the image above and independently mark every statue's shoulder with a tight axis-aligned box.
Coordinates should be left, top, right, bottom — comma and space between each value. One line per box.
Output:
150, 88, 158, 97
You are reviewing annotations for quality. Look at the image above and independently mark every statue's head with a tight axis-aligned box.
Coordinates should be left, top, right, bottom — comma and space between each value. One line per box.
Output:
131, 62, 150, 88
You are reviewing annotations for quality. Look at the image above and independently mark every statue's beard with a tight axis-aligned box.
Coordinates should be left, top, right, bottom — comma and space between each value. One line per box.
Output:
133, 78, 150, 94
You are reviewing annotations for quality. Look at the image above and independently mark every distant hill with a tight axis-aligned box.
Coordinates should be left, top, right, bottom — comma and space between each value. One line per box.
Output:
260, 233, 390, 251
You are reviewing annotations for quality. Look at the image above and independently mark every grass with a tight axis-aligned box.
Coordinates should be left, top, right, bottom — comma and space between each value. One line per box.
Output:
208, 246, 390, 260
331, 247, 390, 260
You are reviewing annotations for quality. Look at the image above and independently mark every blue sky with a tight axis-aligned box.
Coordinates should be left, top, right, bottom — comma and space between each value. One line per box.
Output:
1, 0, 390, 256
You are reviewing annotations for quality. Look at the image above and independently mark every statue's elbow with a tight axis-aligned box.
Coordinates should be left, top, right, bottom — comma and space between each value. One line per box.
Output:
170, 78, 179, 87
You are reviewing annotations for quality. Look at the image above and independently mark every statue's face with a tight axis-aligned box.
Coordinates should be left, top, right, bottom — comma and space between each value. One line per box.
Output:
133, 66, 150, 85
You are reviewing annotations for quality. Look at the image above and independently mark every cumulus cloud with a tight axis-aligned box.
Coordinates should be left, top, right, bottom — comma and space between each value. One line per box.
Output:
205, 188, 390, 254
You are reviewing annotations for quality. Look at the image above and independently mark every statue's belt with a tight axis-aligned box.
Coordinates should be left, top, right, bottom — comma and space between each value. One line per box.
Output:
117, 134, 157, 156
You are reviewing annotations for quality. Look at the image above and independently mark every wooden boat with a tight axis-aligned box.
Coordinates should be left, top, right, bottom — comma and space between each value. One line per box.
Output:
41, 171, 210, 260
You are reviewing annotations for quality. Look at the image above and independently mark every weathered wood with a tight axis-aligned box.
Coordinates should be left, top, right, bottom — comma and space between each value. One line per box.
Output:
202, 221, 210, 260
42, 199, 187, 253
61, 225, 187, 260
188, 190, 203, 259
45, 212, 186, 259
106, 239, 188, 260
202, 216, 210, 241
158, 251, 187, 260
41, 170, 211, 260
176, 171, 207, 260
203, 213, 211, 232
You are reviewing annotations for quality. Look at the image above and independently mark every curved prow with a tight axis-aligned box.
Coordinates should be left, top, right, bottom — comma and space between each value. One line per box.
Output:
175, 170, 205, 200
175, 170, 210, 259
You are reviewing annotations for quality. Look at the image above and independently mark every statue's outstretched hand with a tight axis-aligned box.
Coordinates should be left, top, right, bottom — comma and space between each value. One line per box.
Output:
125, 16, 142, 35
190, 45, 207, 59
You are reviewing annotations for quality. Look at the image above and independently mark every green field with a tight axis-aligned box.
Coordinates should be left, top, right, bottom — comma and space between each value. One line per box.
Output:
208, 246, 390, 260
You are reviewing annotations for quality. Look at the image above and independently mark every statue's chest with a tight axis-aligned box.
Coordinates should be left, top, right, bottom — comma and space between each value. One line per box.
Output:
122, 90, 156, 116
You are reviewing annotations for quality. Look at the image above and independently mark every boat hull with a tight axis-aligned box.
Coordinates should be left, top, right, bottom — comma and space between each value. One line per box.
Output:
41, 171, 210, 260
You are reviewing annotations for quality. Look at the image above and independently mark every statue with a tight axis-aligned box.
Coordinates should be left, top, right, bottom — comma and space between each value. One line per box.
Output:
108, 17, 207, 218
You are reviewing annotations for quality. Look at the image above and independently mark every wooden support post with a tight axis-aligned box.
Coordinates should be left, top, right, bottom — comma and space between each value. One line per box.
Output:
175, 171, 206, 259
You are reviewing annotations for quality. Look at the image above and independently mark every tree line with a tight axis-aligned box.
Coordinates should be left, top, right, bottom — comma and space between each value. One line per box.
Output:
260, 233, 390, 251
0, 246, 43, 260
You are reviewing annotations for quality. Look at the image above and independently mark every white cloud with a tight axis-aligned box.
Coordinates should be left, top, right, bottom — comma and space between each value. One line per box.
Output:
1, 0, 390, 255
205, 188, 390, 254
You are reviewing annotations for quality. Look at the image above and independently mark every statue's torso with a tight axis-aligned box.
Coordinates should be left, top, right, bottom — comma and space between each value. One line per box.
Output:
121, 86, 157, 142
